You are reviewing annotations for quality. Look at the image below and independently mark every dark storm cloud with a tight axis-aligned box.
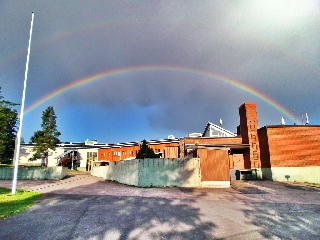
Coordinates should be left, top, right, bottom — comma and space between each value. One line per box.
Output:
1, 1, 319, 141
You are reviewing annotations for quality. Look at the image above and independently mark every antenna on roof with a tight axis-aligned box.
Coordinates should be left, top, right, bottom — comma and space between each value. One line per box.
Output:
281, 116, 285, 125
219, 119, 222, 126
300, 111, 304, 125
306, 112, 309, 125
292, 109, 296, 125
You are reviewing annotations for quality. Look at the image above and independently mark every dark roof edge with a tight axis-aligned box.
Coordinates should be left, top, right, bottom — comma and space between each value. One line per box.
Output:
260, 125, 320, 129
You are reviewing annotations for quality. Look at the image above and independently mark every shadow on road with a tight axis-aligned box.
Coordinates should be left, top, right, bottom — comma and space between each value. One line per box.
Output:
0, 181, 216, 239
229, 180, 320, 239
242, 202, 320, 239
1, 177, 320, 239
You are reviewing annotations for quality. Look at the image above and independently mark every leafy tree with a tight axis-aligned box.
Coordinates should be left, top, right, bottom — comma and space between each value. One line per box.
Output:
136, 139, 158, 159
30, 106, 61, 165
0, 87, 19, 164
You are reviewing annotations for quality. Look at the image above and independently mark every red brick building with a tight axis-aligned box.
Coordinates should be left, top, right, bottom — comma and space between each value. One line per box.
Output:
181, 102, 320, 183
98, 139, 180, 162
96, 102, 320, 184
239, 102, 320, 183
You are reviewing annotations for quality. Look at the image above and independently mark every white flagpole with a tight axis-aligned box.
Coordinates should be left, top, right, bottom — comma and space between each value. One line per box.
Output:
12, 12, 35, 194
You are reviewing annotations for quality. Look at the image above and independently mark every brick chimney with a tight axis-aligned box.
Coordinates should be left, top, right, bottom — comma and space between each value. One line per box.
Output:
239, 102, 260, 169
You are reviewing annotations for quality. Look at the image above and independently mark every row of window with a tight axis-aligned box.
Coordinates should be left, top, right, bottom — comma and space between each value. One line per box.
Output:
100, 150, 138, 158
90, 147, 165, 160
99, 147, 163, 159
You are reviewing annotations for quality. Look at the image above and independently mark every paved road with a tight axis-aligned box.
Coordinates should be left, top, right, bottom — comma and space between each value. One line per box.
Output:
0, 172, 320, 240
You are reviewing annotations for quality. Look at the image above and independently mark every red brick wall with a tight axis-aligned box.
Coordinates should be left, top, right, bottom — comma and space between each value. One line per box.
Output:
98, 142, 180, 162
257, 127, 270, 168
99, 145, 140, 162
259, 126, 320, 167
149, 142, 179, 157
232, 154, 245, 169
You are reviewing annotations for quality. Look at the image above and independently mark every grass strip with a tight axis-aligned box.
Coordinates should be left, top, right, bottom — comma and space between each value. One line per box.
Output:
0, 187, 42, 220
0, 164, 13, 168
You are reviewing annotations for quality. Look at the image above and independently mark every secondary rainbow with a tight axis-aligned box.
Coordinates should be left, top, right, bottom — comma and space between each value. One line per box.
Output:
24, 65, 299, 124
0, 17, 141, 67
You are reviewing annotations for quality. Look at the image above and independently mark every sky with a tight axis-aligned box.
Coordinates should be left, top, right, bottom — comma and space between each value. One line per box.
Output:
1, 1, 319, 144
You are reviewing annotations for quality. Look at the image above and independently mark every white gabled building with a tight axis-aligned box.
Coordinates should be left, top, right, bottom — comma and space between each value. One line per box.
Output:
202, 121, 237, 138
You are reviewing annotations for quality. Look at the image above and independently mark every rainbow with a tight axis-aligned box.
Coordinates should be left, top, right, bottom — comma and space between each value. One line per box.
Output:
24, 65, 299, 124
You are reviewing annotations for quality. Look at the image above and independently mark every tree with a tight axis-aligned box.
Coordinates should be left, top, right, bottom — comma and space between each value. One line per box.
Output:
30, 106, 61, 166
0, 87, 19, 164
136, 139, 158, 159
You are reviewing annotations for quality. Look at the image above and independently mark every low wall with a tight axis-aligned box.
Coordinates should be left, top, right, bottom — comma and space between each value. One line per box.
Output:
259, 166, 320, 184
0, 167, 68, 180
230, 167, 320, 184
91, 158, 201, 187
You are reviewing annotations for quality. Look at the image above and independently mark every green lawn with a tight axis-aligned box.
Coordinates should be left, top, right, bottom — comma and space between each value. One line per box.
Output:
0, 164, 13, 168
0, 187, 42, 220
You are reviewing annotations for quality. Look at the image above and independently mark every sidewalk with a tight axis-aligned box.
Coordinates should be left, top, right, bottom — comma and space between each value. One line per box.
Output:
0, 172, 319, 239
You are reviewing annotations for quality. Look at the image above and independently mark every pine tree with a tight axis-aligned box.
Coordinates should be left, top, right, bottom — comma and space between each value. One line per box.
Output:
30, 106, 61, 165
0, 87, 19, 164
136, 139, 158, 159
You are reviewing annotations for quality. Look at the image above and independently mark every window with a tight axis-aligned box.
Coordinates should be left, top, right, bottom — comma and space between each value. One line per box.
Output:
87, 151, 97, 161
93, 152, 97, 161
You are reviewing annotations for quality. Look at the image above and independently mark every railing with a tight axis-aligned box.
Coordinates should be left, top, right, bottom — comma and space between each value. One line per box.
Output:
56, 156, 72, 166
55, 150, 77, 167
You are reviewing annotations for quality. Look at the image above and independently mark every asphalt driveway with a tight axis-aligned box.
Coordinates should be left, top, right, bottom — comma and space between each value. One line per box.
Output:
0, 172, 320, 239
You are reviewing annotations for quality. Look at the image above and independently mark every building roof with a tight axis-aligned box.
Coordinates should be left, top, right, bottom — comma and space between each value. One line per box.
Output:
99, 138, 180, 149
21, 138, 180, 151
202, 121, 237, 137
261, 124, 320, 129
21, 142, 101, 149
